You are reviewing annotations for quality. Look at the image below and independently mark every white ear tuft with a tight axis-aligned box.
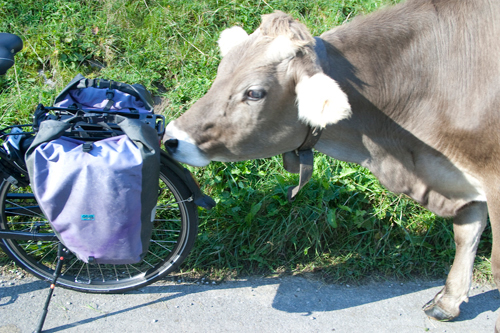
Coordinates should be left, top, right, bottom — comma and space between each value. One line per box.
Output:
266, 36, 296, 62
296, 73, 351, 128
218, 27, 249, 57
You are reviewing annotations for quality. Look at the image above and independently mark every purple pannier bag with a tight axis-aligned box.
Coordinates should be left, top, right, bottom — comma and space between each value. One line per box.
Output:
53, 74, 155, 114
26, 117, 160, 265
32, 136, 144, 263
55, 86, 149, 113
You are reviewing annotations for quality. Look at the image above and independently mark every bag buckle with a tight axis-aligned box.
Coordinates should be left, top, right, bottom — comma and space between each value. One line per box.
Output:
106, 88, 114, 100
82, 142, 93, 152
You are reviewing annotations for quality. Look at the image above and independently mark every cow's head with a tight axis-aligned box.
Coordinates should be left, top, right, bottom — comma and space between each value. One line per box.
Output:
164, 11, 351, 167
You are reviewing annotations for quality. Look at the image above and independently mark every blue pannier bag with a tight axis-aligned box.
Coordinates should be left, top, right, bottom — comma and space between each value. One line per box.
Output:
25, 75, 163, 264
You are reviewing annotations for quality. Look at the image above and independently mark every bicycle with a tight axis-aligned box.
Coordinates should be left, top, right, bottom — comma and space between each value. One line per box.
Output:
0, 33, 214, 295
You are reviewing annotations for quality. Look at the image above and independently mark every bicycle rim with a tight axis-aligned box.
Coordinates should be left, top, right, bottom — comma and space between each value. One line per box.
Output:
0, 166, 198, 293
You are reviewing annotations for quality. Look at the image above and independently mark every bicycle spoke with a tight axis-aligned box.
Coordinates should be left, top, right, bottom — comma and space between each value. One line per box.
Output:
30, 242, 59, 263
113, 265, 119, 281
147, 249, 165, 260
23, 243, 51, 257
2, 221, 46, 225
155, 229, 181, 233
127, 263, 147, 273
86, 263, 92, 284
75, 262, 86, 283
157, 203, 182, 209
5, 199, 45, 219
141, 259, 155, 268
125, 265, 132, 279
62, 257, 79, 276
97, 263, 105, 282
154, 219, 182, 223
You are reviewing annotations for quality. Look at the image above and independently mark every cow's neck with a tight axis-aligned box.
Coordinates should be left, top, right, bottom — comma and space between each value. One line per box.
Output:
313, 19, 444, 203
313, 36, 330, 73
313, 17, 420, 169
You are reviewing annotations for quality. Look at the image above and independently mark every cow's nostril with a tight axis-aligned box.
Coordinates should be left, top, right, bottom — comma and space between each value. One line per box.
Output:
164, 139, 179, 154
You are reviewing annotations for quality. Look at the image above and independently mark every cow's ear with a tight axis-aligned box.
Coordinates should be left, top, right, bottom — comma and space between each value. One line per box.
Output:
218, 27, 249, 57
295, 73, 351, 128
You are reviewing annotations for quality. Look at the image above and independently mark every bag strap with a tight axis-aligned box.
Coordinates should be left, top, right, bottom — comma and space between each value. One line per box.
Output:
103, 88, 115, 111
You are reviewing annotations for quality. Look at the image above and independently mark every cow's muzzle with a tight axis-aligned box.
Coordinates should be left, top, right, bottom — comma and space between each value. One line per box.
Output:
164, 138, 179, 154
162, 122, 211, 167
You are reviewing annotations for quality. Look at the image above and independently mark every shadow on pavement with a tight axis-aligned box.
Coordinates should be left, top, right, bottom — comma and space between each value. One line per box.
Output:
1, 274, 498, 332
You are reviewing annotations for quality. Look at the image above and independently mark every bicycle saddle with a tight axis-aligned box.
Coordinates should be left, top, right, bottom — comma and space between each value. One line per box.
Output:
0, 33, 23, 75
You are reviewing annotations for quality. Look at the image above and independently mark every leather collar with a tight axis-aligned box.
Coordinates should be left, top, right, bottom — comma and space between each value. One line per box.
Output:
282, 126, 322, 202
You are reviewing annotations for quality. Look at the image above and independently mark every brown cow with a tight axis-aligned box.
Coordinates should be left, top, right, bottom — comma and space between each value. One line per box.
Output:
164, 0, 500, 330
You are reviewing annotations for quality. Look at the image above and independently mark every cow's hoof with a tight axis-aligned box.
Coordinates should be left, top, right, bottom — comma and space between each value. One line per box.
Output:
423, 300, 456, 321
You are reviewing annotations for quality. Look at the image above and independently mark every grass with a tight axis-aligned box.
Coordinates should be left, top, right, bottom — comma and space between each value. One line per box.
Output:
0, 0, 493, 283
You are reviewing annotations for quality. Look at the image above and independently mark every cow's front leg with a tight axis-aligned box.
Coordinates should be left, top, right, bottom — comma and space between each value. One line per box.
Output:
423, 201, 487, 321
485, 193, 500, 333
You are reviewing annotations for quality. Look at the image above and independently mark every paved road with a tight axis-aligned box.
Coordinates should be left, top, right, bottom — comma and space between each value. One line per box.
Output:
0, 273, 499, 333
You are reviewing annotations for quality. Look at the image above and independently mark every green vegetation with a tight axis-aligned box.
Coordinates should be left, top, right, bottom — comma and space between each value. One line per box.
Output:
0, 0, 492, 283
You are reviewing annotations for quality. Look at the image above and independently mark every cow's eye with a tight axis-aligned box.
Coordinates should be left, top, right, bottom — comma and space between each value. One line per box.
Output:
246, 88, 266, 101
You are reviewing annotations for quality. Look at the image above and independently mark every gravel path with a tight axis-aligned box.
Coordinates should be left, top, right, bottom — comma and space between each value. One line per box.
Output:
0, 273, 499, 333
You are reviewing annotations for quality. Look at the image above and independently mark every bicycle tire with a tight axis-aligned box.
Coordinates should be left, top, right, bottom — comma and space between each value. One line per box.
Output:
0, 163, 198, 293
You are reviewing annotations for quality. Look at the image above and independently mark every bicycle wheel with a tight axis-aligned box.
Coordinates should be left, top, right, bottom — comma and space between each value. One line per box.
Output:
0, 163, 198, 293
